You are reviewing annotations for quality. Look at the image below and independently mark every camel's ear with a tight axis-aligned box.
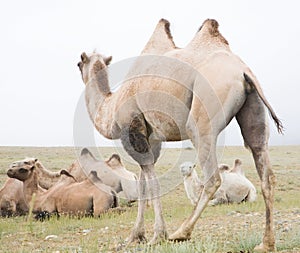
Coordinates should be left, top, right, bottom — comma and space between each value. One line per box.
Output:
81, 52, 89, 64
104, 56, 112, 66
193, 164, 196, 169
34, 158, 38, 163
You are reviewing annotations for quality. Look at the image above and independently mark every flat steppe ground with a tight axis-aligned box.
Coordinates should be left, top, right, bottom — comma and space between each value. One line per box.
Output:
0, 146, 299, 253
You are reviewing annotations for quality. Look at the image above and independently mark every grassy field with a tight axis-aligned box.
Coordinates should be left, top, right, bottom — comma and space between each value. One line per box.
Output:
0, 146, 299, 253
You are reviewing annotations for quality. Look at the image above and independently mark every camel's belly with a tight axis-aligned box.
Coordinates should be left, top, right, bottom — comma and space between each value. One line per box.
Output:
144, 110, 189, 141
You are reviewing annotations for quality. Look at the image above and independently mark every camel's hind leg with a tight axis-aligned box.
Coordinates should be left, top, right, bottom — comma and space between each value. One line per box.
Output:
236, 92, 276, 252
169, 116, 221, 240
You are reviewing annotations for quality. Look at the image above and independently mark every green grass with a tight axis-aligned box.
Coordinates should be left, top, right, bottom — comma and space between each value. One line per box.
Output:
0, 146, 300, 252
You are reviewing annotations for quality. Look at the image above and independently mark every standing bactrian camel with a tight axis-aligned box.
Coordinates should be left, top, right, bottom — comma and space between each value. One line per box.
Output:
78, 19, 283, 252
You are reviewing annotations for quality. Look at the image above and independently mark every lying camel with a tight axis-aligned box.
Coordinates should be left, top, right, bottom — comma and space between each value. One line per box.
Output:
0, 178, 27, 216
0, 158, 64, 216
69, 148, 138, 202
7, 159, 118, 217
180, 159, 257, 206
211, 159, 257, 205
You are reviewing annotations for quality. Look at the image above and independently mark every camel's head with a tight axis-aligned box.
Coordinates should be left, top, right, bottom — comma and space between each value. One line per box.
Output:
180, 162, 196, 177
7, 157, 38, 181
77, 52, 112, 84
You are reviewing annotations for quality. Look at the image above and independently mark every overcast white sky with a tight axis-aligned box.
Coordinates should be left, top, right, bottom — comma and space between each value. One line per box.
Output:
1, 0, 299, 147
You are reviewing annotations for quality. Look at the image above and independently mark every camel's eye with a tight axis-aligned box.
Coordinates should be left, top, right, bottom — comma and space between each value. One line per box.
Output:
19, 168, 27, 173
24, 161, 30, 165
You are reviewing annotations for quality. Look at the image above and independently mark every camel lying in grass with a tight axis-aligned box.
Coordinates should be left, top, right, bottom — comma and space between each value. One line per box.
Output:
7, 159, 118, 217
180, 159, 257, 206
0, 178, 27, 216
0, 158, 65, 216
68, 148, 138, 202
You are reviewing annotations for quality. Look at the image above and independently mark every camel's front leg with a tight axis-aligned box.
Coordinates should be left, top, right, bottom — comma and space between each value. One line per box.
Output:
143, 164, 168, 244
126, 170, 147, 244
121, 116, 167, 245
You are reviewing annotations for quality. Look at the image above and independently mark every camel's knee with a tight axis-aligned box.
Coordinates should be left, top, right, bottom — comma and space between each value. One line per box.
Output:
203, 172, 221, 197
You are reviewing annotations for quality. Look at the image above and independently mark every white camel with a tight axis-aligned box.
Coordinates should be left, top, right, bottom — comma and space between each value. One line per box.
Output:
179, 162, 203, 206
180, 159, 257, 206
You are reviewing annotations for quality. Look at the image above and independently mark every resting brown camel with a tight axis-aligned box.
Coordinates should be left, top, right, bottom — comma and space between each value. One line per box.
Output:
78, 19, 283, 251
68, 148, 138, 202
0, 158, 64, 216
0, 178, 27, 216
7, 159, 118, 217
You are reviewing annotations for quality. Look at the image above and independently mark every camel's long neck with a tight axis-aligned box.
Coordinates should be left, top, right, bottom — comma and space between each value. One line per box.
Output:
23, 171, 40, 207
35, 162, 60, 189
85, 66, 117, 139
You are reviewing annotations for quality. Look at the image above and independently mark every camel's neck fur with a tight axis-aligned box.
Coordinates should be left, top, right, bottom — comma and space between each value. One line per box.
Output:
22, 170, 41, 207
85, 60, 117, 139
35, 161, 61, 189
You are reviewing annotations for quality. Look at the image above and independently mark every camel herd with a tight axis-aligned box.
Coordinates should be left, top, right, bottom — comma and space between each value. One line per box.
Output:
1, 18, 282, 252
1, 149, 256, 218
1, 148, 137, 217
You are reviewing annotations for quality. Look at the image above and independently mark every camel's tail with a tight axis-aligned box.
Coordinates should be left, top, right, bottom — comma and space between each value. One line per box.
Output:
243, 72, 284, 134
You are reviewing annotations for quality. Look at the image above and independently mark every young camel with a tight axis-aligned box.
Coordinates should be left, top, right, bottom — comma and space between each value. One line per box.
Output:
0, 158, 65, 216
7, 159, 118, 217
179, 162, 203, 206
77, 19, 283, 251
180, 159, 257, 206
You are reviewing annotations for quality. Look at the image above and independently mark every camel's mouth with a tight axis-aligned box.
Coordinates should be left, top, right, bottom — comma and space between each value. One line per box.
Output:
7, 169, 15, 178
77, 61, 83, 71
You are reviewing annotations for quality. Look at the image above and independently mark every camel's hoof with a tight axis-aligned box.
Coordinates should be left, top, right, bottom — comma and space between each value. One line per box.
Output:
148, 231, 168, 245
253, 242, 276, 253
125, 232, 147, 245
168, 230, 191, 242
